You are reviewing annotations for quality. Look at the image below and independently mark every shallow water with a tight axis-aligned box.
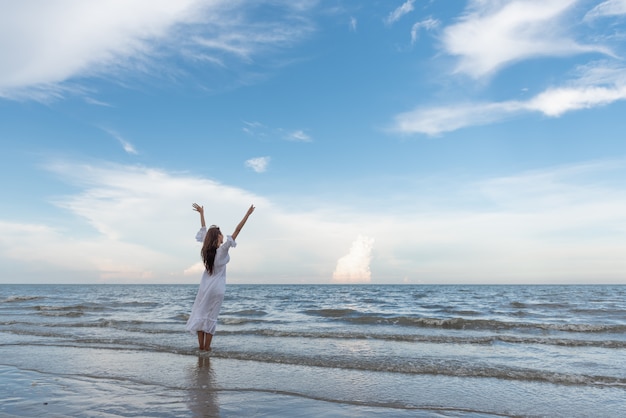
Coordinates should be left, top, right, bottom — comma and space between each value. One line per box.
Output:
1, 284, 625, 417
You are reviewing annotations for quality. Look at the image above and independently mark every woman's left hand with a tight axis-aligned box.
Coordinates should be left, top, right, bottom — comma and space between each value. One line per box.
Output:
192, 203, 204, 215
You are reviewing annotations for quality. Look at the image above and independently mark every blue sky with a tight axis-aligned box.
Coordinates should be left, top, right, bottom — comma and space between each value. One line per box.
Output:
1, 0, 626, 284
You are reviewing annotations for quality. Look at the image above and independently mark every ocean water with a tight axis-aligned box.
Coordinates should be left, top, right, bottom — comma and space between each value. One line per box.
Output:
1, 284, 625, 417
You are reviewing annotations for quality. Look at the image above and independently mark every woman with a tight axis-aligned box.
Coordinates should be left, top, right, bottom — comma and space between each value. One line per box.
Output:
185, 203, 255, 351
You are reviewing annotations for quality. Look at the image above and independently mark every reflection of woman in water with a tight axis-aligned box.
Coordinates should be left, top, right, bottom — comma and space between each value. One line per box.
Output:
186, 356, 219, 416
185, 203, 255, 351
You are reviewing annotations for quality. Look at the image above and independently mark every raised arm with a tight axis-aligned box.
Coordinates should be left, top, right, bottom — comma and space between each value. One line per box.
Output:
192, 203, 206, 228
232, 205, 255, 240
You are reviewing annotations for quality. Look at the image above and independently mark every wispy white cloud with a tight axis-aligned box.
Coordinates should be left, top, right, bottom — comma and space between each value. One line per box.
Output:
585, 0, 626, 20
385, 0, 416, 25
192, 14, 313, 62
349, 17, 358, 32
242, 121, 267, 136
0, 0, 203, 98
392, 62, 626, 135
528, 83, 626, 116
101, 128, 138, 155
245, 156, 271, 173
393, 101, 520, 136
411, 18, 439, 44
84, 97, 113, 107
392, 1, 626, 135
286, 130, 312, 142
0, 0, 317, 100
442, 0, 608, 79
243, 121, 312, 142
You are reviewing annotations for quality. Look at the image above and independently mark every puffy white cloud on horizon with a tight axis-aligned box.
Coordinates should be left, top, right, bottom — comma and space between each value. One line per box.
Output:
2, 158, 626, 284
0, 160, 355, 283
332, 235, 375, 283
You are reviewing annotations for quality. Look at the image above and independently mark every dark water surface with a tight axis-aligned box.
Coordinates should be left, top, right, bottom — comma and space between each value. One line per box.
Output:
1, 284, 625, 417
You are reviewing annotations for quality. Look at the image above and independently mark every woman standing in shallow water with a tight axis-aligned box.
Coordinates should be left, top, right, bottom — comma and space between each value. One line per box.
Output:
186, 203, 255, 351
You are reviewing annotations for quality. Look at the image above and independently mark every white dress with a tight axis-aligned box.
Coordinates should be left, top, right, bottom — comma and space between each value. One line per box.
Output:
185, 227, 237, 335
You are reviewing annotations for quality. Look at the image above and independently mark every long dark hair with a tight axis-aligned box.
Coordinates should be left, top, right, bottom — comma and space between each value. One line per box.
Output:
201, 227, 222, 275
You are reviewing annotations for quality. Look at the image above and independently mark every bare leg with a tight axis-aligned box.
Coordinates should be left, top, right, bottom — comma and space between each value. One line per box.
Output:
203, 333, 213, 351
197, 331, 205, 350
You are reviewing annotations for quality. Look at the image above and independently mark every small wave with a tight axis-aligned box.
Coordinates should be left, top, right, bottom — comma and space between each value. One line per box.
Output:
205, 350, 626, 388
305, 308, 358, 318
6, 320, 624, 349
1, 317, 185, 334
217, 329, 626, 349
220, 317, 270, 325
33, 303, 105, 314
538, 323, 626, 333
110, 301, 159, 309
447, 309, 482, 316
6, 337, 626, 389
173, 313, 190, 321
222, 309, 268, 317
344, 315, 499, 329
34, 305, 86, 317
92, 318, 144, 327
14, 336, 624, 389
38, 311, 84, 318
303, 311, 626, 333
2, 295, 42, 303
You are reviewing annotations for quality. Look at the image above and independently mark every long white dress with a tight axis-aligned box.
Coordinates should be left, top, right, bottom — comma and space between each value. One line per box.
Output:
185, 227, 237, 335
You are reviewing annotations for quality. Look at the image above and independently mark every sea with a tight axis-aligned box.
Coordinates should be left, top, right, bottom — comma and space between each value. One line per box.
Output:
1, 284, 625, 417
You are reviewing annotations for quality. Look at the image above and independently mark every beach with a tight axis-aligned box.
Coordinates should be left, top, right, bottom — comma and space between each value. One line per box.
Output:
1, 284, 625, 417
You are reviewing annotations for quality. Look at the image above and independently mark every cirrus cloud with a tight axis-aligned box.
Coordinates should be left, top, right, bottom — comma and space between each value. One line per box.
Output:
392, 62, 626, 135
442, 0, 608, 79
385, 0, 416, 25
584, 0, 626, 20
0, 0, 317, 100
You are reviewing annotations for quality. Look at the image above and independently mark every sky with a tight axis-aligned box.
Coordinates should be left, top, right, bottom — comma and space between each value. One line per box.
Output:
1, 0, 626, 285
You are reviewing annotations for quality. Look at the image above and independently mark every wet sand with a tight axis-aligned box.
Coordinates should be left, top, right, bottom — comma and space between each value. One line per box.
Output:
2, 343, 622, 417
0, 345, 507, 417
1, 364, 486, 418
